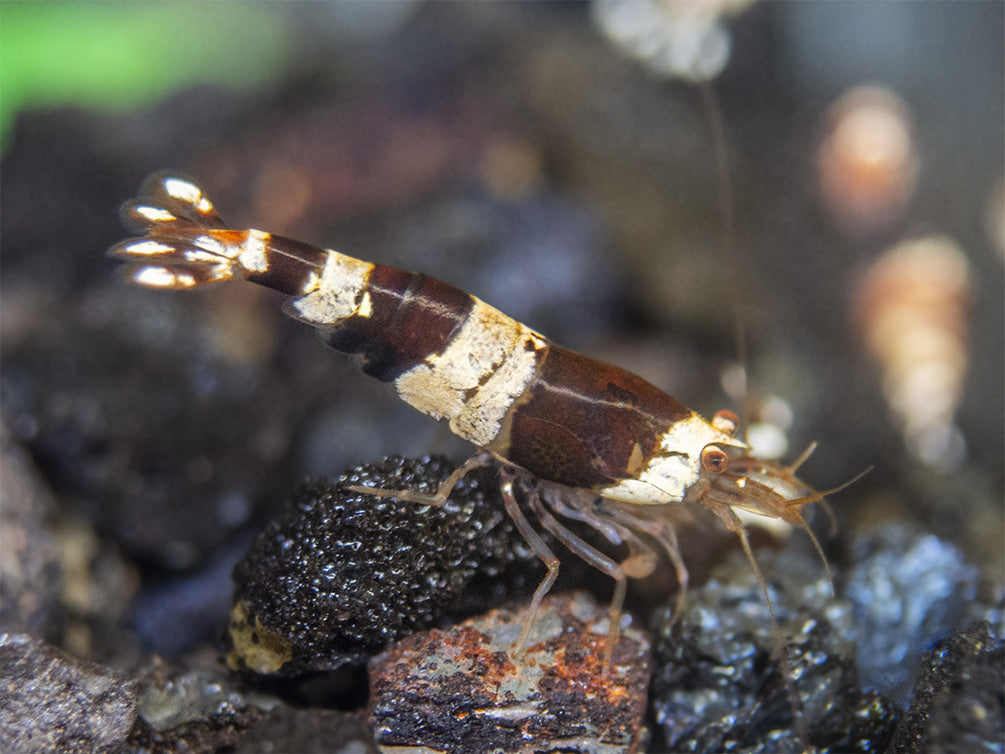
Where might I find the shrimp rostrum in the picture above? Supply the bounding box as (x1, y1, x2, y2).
(111, 173, 845, 665)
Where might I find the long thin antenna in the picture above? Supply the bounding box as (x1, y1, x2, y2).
(698, 83, 810, 747)
(735, 523, 811, 746)
(697, 82, 751, 438)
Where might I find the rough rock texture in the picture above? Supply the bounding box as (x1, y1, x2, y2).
(369, 591, 652, 753)
(125, 661, 269, 753)
(888, 621, 1004, 753)
(229, 455, 534, 674)
(0, 633, 137, 754)
(232, 706, 379, 753)
(846, 524, 982, 704)
(649, 546, 898, 753)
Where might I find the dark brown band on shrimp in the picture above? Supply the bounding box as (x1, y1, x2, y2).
(319, 267, 475, 382)
(496, 345, 694, 489)
(110, 173, 748, 507)
(246, 234, 328, 295)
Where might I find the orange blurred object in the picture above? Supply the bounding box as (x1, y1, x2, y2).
(818, 86, 918, 235)
(853, 236, 972, 469)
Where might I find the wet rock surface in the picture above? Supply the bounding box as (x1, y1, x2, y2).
(650, 546, 897, 753)
(125, 661, 271, 753)
(229, 455, 536, 675)
(888, 620, 1004, 753)
(649, 527, 1003, 753)
(846, 524, 985, 704)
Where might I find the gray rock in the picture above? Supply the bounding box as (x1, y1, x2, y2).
(0, 633, 137, 754)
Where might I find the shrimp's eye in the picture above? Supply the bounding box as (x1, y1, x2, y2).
(701, 445, 730, 474)
(712, 410, 739, 436)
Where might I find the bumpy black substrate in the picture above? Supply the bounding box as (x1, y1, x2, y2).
(228, 456, 530, 675)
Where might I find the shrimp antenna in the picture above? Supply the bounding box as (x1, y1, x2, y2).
(732, 513, 811, 747)
(786, 465, 873, 587)
(697, 81, 751, 438)
(698, 82, 813, 746)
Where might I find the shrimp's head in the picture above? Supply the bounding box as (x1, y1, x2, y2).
(690, 420, 870, 605)
(696, 444, 822, 525)
(688, 410, 837, 527)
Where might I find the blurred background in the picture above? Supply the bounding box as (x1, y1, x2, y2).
(1, 0, 1001, 705)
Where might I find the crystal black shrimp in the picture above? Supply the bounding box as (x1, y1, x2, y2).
(111, 172, 856, 668)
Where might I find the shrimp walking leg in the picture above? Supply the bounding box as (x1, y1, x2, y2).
(498, 468, 560, 655)
(527, 488, 659, 667)
(346, 451, 494, 507)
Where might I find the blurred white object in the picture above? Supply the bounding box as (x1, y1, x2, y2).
(853, 236, 972, 470)
(592, 0, 754, 81)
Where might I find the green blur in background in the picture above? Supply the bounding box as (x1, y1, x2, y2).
(0, 3, 293, 153)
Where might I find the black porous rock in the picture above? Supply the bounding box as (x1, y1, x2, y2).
(649, 547, 898, 753)
(888, 620, 1004, 753)
(228, 455, 531, 675)
(0, 633, 138, 754)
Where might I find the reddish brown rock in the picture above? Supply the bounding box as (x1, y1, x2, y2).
(369, 591, 652, 753)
